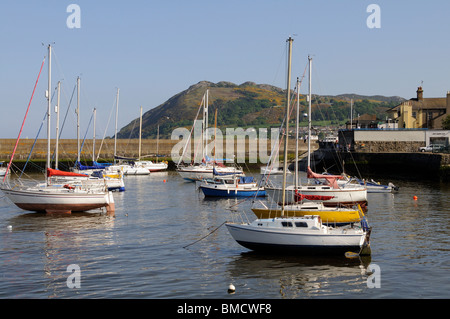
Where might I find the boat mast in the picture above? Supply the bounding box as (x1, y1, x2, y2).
(114, 88, 119, 164)
(139, 106, 142, 161)
(92, 108, 96, 163)
(76, 76, 81, 165)
(46, 44, 52, 181)
(350, 98, 353, 129)
(281, 37, 293, 216)
(295, 77, 300, 190)
(203, 89, 209, 160)
(55, 80, 61, 170)
(307, 56, 312, 170)
(156, 124, 159, 163)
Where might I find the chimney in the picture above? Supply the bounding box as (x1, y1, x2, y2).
(417, 86, 423, 100)
(447, 91, 450, 114)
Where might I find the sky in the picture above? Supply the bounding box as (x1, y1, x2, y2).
(0, 0, 449, 139)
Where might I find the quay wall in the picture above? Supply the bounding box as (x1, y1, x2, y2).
(334, 151, 450, 181)
(0, 137, 313, 164)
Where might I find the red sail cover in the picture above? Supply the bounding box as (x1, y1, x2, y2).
(295, 191, 335, 202)
(47, 168, 89, 177)
(307, 166, 343, 189)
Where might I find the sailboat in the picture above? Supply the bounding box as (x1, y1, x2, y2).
(139, 125, 168, 172)
(176, 89, 244, 181)
(54, 82, 125, 192)
(264, 56, 367, 209)
(198, 173, 266, 198)
(0, 44, 114, 214)
(337, 174, 399, 193)
(113, 104, 150, 175)
(0, 162, 9, 177)
(121, 106, 168, 173)
(226, 38, 371, 255)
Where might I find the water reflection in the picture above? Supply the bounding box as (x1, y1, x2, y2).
(226, 252, 372, 298)
(1, 171, 449, 298)
(3, 212, 115, 298)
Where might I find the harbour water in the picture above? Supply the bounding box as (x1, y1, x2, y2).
(0, 171, 449, 299)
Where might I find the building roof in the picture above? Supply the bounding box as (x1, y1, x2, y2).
(387, 87, 447, 113)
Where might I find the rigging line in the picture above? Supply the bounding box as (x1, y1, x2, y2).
(59, 83, 77, 140)
(120, 117, 138, 157)
(96, 93, 117, 161)
(20, 113, 47, 179)
(3, 56, 45, 183)
(270, 40, 288, 88)
(78, 111, 94, 162)
(182, 221, 227, 249)
(178, 94, 205, 165)
(51, 48, 68, 88)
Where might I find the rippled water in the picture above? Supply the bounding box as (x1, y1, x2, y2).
(0, 171, 449, 299)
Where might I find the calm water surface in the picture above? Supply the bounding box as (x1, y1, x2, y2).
(0, 171, 449, 299)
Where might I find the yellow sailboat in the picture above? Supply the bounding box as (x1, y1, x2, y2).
(251, 202, 365, 225)
(255, 56, 366, 226)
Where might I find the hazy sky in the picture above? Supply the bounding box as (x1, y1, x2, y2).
(0, 0, 449, 139)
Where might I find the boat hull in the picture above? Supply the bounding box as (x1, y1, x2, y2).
(225, 222, 365, 255)
(200, 186, 265, 197)
(1, 187, 112, 213)
(123, 167, 150, 175)
(140, 161, 168, 172)
(177, 166, 244, 182)
(266, 185, 367, 208)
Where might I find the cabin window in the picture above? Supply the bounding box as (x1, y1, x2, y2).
(295, 222, 308, 228)
(281, 221, 293, 227)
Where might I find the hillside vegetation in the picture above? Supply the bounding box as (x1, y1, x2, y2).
(117, 81, 405, 139)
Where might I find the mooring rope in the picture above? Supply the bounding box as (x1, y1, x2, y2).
(183, 221, 227, 249)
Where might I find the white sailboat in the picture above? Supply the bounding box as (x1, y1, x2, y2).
(139, 125, 168, 172)
(113, 103, 150, 175)
(0, 44, 114, 214)
(264, 56, 367, 208)
(337, 175, 399, 193)
(226, 38, 371, 255)
(123, 106, 169, 173)
(0, 162, 8, 177)
(57, 82, 125, 192)
(176, 89, 244, 181)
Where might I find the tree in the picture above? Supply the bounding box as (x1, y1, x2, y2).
(442, 115, 450, 130)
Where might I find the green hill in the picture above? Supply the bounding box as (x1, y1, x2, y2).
(116, 81, 405, 139)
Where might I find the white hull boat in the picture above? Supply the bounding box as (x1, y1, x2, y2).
(260, 166, 289, 175)
(1, 184, 114, 214)
(114, 163, 150, 175)
(177, 164, 244, 182)
(225, 39, 371, 257)
(226, 215, 370, 255)
(1, 45, 115, 215)
(140, 160, 168, 172)
(355, 179, 398, 193)
(55, 168, 125, 192)
(0, 162, 8, 177)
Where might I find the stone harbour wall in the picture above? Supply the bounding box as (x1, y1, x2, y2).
(354, 141, 424, 153)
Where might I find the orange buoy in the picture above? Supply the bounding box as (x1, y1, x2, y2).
(413, 196, 418, 200)
(163, 179, 166, 183)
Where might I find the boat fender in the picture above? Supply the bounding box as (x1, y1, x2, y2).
(63, 184, 75, 190)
